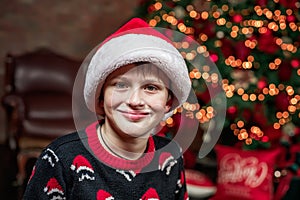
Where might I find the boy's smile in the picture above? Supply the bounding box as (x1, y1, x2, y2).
(101, 63, 172, 139)
(118, 110, 150, 121)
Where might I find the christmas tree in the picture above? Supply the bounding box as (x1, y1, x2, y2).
(134, 0, 300, 151)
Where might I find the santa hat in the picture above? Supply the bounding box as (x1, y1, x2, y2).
(44, 177, 64, 196)
(70, 155, 94, 173)
(84, 18, 191, 116)
(140, 188, 160, 199)
(97, 190, 114, 200)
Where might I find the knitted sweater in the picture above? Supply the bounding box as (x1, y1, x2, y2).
(23, 121, 189, 199)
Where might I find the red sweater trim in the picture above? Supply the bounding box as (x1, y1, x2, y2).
(85, 121, 155, 172)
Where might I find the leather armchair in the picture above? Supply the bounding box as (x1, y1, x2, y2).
(1, 48, 82, 185)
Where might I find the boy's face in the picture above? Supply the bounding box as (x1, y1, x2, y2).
(101, 63, 171, 138)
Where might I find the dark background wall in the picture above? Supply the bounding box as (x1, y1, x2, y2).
(0, 0, 140, 142)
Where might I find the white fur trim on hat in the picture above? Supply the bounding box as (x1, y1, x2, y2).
(84, 33, 191, 116)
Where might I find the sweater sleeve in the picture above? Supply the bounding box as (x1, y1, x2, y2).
(175, 156, 189, 200)
(23, 148, 68, 200)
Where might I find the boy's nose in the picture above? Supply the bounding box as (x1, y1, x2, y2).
(126, 89, 144, 107)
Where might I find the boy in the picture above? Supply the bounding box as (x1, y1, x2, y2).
(24, 18, 191, 199)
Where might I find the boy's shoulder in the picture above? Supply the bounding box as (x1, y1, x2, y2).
(152, 134, 172, 148)
(152, 135, 182, 157)
(44, 131, 83, 152)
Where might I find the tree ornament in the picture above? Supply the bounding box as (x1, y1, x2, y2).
(220, 38, 234, 59)
(279, 0, 298, 9)
(242, 108, 252, 122)
(278, 61, 293, 82)
(291, 59, 300, 68)
(281, 36, 293, 44)
(275, 92, 290, 111)
(257, 29, 280, 54)
(227, 105, 238, 119)
(235, 41, 251, 61)
(263, 125, 283, 144)
(286, 15, 296, 22)
(232, 14, 243, 23)
(282, 122, 296, 137)
(255, 0, 268, 7)
(198, 21, 216, 38)
(216, 31, 224, 39)
(257, 77, 268, 90)
(174, 6, 186, 19)
(253, 104, 268, 127)
(231, 69, 257, 90)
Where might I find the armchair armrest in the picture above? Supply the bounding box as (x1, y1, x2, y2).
(2, 93, 25, 118)
(1, 94, 25, 148)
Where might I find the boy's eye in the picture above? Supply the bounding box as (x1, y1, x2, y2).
(115, 82, 128, 89)
(144, 85, 159, 92)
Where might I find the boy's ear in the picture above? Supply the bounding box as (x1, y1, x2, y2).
(164, 95, 173, 113)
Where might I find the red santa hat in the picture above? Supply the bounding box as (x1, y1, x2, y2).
(84, 18, 191, 116)
(44, 177, 64, 196)
(70, 155, 94, 173)
(97, 190, 114, 200)
(141, 188, 160, 200)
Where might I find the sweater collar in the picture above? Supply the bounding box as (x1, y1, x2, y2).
(85, 121, 155, 172)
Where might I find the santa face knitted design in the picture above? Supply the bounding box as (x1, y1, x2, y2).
(23, 121, 189, 200)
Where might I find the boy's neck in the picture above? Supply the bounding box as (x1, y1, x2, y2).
(99, 122, 149, 160)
